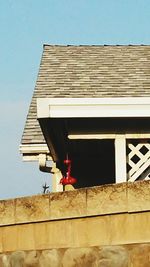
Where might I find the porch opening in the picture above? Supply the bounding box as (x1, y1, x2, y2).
(69, 139, 115, 188)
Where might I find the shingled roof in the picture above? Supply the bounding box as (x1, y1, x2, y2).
(21, 45, 150, 146)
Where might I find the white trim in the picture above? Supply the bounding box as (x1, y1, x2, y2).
(20, 144, 52, 161)
(22, 155, 40, 161)
(115, 135, 127, 183)
(20, 144, 50, 154)
(52, 163, 63, 192)
(37, 97, 150, 118)
(68, 133, 150, 140)
(22, 154, 52, 162)
(39, 153, 53, 172)
(37, 98, 50, 118)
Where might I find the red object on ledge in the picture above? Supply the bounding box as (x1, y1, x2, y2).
(60, 159, 77, 185)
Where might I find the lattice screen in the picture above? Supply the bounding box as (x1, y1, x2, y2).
(127, 139, 150, 181)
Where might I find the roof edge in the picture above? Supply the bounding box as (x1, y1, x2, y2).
(20, 144, 51, 161)
(43, 44, 150, 48)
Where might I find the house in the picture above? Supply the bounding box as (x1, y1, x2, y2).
(20, 45, 150, 191)
(0, 44, 149, 265)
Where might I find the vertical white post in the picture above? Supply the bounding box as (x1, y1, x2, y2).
(52, 163, 63, 192)
(115, 135, 127, 183)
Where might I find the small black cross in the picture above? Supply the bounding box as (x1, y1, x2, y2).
(43, 182, 49, 194)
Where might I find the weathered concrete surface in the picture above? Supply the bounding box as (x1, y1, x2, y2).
(0, 199, 15, 225)
(0, 244, 149, 266)
(0, 181, 150, 226)
(87, 182, 127, 216)
(128, 180, 150, 212)
(15, 195, 50, 223)
(50, 189, 87, 219)
(0, 212, 150, 252)
(0, 181, 150, 253)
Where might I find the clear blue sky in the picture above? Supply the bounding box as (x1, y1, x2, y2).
(0, 0, 150, 199)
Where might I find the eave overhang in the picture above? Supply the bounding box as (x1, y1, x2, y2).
(37, 97, 150, 163)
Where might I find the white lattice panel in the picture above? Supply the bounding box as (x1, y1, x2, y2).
(127, 140, 150, 181)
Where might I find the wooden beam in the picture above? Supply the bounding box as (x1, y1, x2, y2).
(68, 133, 150, 140)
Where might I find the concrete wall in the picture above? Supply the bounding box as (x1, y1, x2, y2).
(0, 181, 150, 266)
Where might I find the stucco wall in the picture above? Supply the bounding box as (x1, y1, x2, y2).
(0, 181, 150, 266)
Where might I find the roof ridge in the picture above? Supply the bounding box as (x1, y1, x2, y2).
(43, 44, 150, 48)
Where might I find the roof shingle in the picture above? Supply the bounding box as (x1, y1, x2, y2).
(21, 45, 150, 145)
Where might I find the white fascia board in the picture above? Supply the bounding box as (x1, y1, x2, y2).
(20, 144, 51, 157)
(20, 144, 52, 162)
(37, 97, 150, 118)
(37, 98, 50, 118)
(22, 154, 52, 162)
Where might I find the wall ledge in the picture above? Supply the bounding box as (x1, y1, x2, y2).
(0, 180, 150, 226)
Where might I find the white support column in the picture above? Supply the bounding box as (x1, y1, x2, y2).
(115, 135, 127, 183)
(51, 163, 63, 192)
